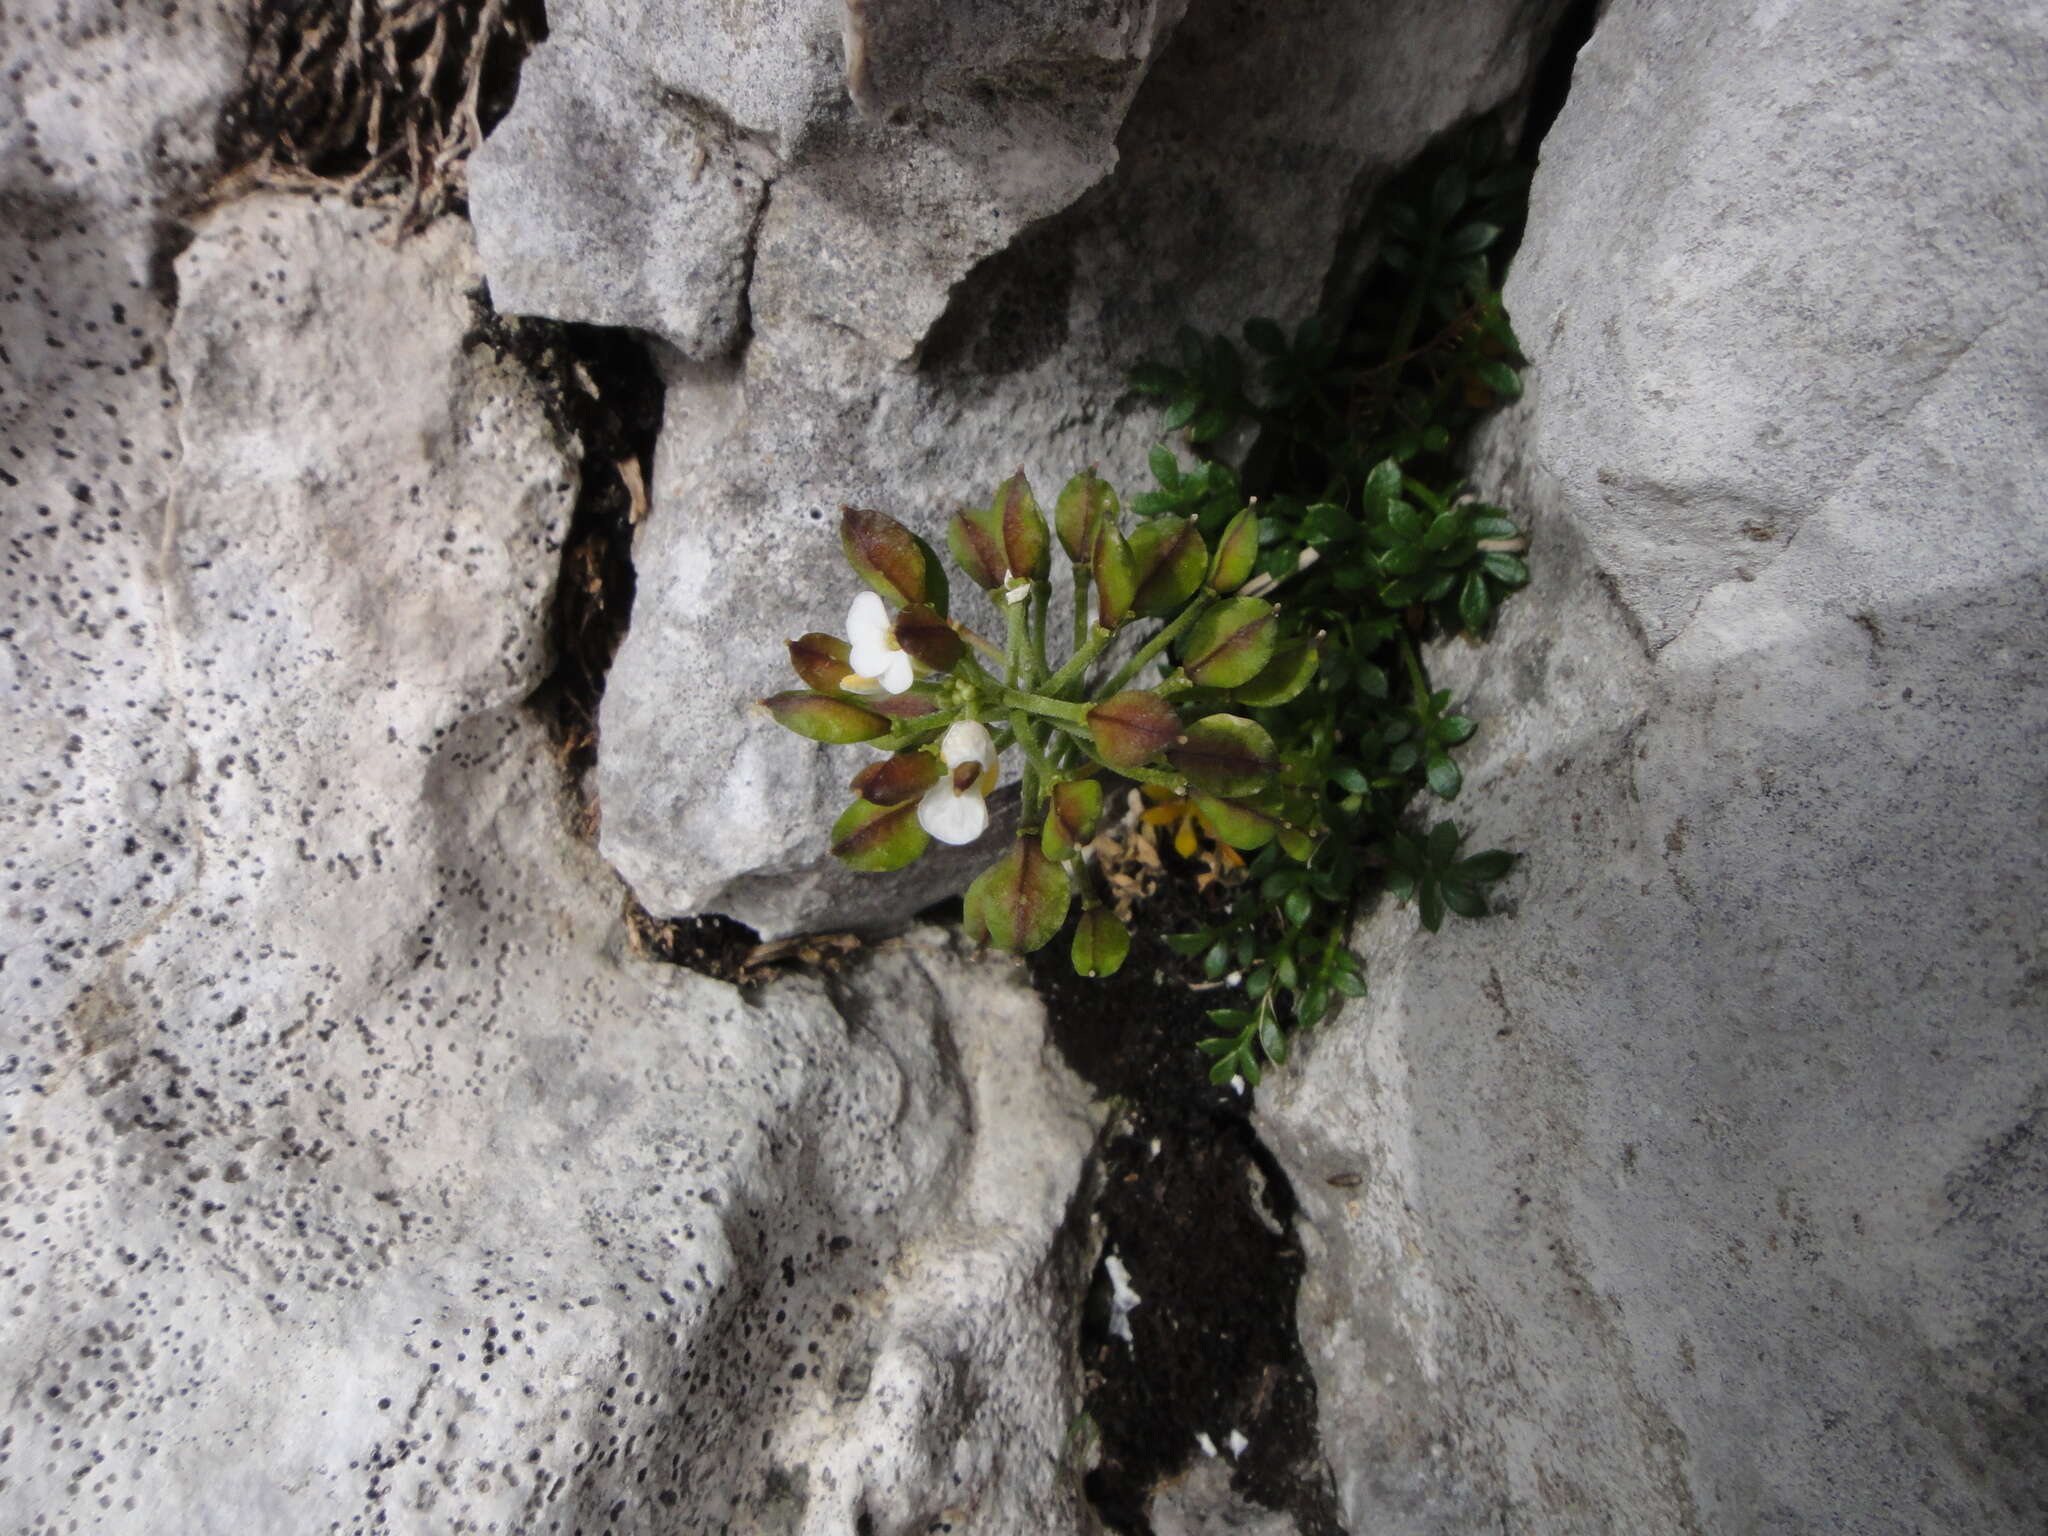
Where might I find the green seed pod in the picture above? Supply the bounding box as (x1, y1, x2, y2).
(1207, 505, 1259, 594)
(1086, 690, 1182, 771)
(788, 633, 856, 694)
(1170, 713, 1280, 796)
(1055, 469, 1118, 566)
(842, 507, 943, 610)
(891, 604, 964, 672)
(1191, 793, 1284, 851)
(1093, 523, 1138, 628)
(1180, 596, 1277, 689)
(1070, 907, 1131, 978)
(830, 797, 931, 871)
(1128, 517, 1208, 616)
(762, 690, 892, 744)
(1041, 778, 1104, 861)
(975, 837, 1071, 954)
(991, 470, 1051, 582)
(949, 503, 1006, 590)
(850, 751, 943, 807)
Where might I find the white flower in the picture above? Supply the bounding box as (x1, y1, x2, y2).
(917, 720, 998, 845)
(846, 590, 914, 694)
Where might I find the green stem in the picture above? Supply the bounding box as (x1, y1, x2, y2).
(1009, 708, 1061, 811)
(1000, 687, 1091, 725)
(1071, 567, 1092, 652)
(1040, 626, 1112, 699)
(1004, 593, 1029, 690)
(872, 711, 957, 752)
(1028, 580, 1050, 687)
(1099, 591, 1218, 696)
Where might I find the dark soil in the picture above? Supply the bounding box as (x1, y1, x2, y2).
(1030, 867, 1344, 1536)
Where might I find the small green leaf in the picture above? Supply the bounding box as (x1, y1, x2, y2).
(1446, 221, 1501, 257)
(1435, 716, 1477, 746)
(1482, 552, 1531, 587)
(1129, 363, 1180, 396)
(1456, 849, 1516, 882)
(1189, 405, 1232, 443)
(1458, 570, 1491, 634)
(1163, 395, 1200, 431)
(1427, 820, 1463, 866)
(1419, 882, 1445, 932)
(1476, 360, 1523, 400)
(1283, 887, 1313, 927)
(1426, 751, 1463, 801)
(1243, 317, 1286, 355)
(1440, 882, 1489, 919)
(1149, 444, 1181, 488)
(1259, 1015, 1288, 1067)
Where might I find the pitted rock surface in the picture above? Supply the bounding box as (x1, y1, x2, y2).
(1259, 3, 2048, 1532)
(1, 189, 1099, 1534)
(526, 0, 1573, 936)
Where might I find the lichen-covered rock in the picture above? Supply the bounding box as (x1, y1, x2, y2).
(1, 189, 1100, 1534)
(550, 0, 1571, 936)
(1260, 3, 2048, 1531)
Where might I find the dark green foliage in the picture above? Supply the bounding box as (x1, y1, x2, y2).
(1133, 114, 1535, 1074)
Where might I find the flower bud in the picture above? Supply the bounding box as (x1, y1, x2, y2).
(1180, 596, 1277, 689)
(1169, 713, 1279, 796)
(1207, 505, 1259, 594)
(1041, 778, 1104, 861)
(1055, 469, 1119, 565)
(1128, 517, 1208, 616)
(1086, 690, 1181, 771)
(762, 690, 891, 743)
(841, 507, 946, 612)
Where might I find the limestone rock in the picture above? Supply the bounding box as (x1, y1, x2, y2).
(1, 190, 1100, 1534)
(569, 0, 1572, 935)
(1260, 3, 2048, 1531)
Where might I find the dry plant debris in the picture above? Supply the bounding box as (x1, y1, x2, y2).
(218, 0, 544, 229)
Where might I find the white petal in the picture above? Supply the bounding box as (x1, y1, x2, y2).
(847, 590, 889, 644)
(918, 785, 988, 845)
(939, 719, 996, 772)
(877, 648, 915, 694)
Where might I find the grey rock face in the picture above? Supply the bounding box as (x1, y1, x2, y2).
(1261, 3, 2048, 1531)
(499, 0, 1571, 936)
(2, 184, 1100, 1534)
